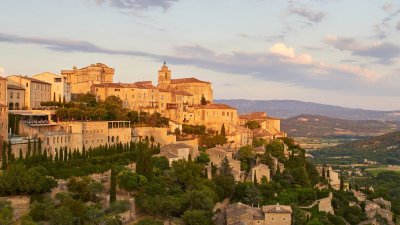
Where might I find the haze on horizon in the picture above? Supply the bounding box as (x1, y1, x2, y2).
(0, 0, 399, 111)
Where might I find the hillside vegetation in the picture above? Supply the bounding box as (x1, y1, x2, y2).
(282, 115, 400, 138)
(312, 131, 400, 165)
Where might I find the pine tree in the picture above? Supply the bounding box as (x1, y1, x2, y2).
(1, 141, 7, 169)
(82, 145, 86, 161)
(68, 149, 72, 161)
(43, 149, 48, 161)
(110, 166, 117, 203)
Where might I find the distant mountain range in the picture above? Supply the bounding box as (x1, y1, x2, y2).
(281, 115, 400, 137)
(215, 99, 400, 121)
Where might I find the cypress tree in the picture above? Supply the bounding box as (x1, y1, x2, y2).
(1, 141, 7, 169)
(254, 170, 257, 184)
(18, 148, 23, 160)
(55, 149, 59, 162)
(68, 149, 72, 161)
(27, 138, 31, 158)
(43, 149, 48, 161)
(59, 148, 63, 162)
(201, 94, 206, 105)
(7, 141, 12, 163)
(110, 166, 117, 203)
(33, 139, 37, 156)
(63, 147, 68, 162)
(340, 172, 344, 191)
(82, 145, 86, 160)
(220, 123, 226, 137)
(37, 138, 42, 157)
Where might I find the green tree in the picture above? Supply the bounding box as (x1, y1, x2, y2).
(200, 95, 206, 105)
(219, 156, 233, 177)
(0, 199, 13, 224)
(182, 210, 213, 225)
(1, 141, 6, 169)
(220, 123, 226, 137)
(135, 218, 163, 225)
(49, 206, 74, 225)
(195, 152, 210, 165)
(110, 166, 117, 204)
(245, 120, 261, 130)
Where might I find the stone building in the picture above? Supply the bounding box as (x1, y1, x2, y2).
(157, 143, 198, 165)
(226, 202, 292, 225)
(157, 62, 213, 105)
(0, 76, 8, 143)
(206, 146, 244, 181)
(61, 63, 114, 95)
(239, 112, 286, 138)
(92, 81, 159, 112)
(316, 165, 340, 190)
(250, 163, 271, 183)
(7, 84, 25, 109)
(7, 75, 51, 109)
(33, 72, 71, 102)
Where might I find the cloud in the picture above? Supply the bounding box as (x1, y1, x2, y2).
(324, 35, 400, 64)
(289, 7, 325, 23)
(382, 2, 395, 12)
(397, 21, 400, 30)
(270, 43, 313, 65)
(0, 32, 386, 93)
(93, 0, 179, 10)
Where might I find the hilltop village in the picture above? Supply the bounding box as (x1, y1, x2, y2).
(0, 63, 396, 225)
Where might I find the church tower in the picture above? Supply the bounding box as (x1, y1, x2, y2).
(157, 62, 172, 90)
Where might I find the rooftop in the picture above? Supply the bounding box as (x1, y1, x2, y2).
(7, 84, 25, 90)
(194, 104, 236, 110)
(171, 77, 211, 84)
(7, 75, 51, 85)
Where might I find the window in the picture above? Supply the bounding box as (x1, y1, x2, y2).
(10, 92, 13, 99)
(17, 93, 20, 99)
(115, 89, 120, 91)
(54, 78, 62, 82)
(26, 83, 28, 87)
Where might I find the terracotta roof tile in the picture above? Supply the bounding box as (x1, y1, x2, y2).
(171, 77, 210, 84)
(7, 84, 25, 90)
(194, 104, 236, 110)
(8, 75, 51, 85)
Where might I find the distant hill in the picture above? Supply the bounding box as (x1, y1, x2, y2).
(312, 131, 400, 165)
(215, 99, 400, 121)
(282, 114, 400, 137)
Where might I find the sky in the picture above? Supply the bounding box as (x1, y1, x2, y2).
(0, 0, 400, 110)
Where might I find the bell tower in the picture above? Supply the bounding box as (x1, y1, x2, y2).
(157, 61, 171, 90)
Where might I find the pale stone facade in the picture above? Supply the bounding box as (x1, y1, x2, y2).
(61, 63, 114, 95)
(251, 163, 271, 183)
(239, 112, 286, 139)
(132, 127, 176, 145)
(206, 146, 243, 181)
(92, 81, 159, 111)
(185, 104, 238, 132)
(226, 125, 253, 148)
(7, 84, 25, 110)
(157, 63, 213, 105)
(7, 75, 51, 109)
(0, 76, 8, 143)
(157, 143, 198, 165)
(316, 165, 340, 190)
(318, 192, 334, 214)
(226, 202, 292, 225)
(55, 121, 131, 153)
(33, 72, 71, 102)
